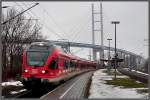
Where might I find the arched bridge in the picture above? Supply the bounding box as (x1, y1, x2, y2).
(9, 39, 146, 71)
(20, 39, 144, 57)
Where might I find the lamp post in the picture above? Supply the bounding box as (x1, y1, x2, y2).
(107, 38, 112, 71)
(111, 21, 120, 79)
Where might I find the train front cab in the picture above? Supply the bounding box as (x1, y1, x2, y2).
(21, 52, 78, 86)
(21, 43, 62, 86)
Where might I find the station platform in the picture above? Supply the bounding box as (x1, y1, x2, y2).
(40, 71, 93, 99)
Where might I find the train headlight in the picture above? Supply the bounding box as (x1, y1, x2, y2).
(25, 69, 28, 73)
(42, 70, 46, 74)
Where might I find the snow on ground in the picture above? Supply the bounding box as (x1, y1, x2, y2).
(10, 89, 27, 95)
(88, 69, 148, 99)
(1, 80, 23, 86)
(124, 68, 148, 75)
(131, 69, 148, 75)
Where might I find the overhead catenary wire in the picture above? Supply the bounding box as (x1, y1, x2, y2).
(23, 2, 67, 39)
(2, 3, 39, 25)
(14, 2, 64, 39)
(13, 2, 92, 43)
(22, 2, 64, 39)
(22, 2, 92, 43)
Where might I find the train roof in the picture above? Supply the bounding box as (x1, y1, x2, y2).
(29, 42, 97, 64)
(30, 42, 55, 47)
(29, 42, 73, 55)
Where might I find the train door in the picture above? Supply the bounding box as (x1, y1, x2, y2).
(77, 61, 81, 70)
(64, 58, 71, 73)
(70, 61, 74, 72)
(64, 59, 68, 73)
(58, 57, 64, 74)
(48, 57, 58, 76)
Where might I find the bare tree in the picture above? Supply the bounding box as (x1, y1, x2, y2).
(2, 8, 43, 81)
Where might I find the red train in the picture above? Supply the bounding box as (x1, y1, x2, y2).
(21, 42, 96, 87)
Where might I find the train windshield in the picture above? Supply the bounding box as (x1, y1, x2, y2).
(26, 51, 49, 66)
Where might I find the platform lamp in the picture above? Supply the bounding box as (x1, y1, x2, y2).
(111, 21, 120, 79)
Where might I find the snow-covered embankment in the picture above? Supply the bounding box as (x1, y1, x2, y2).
(88, 69, 148, 99)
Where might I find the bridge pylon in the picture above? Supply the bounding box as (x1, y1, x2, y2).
(91, 2, 104, 64)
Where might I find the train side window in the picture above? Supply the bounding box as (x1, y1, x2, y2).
(64, 60, 68, 69)
(48, 60, 58, 69)
(68, 60, 70, 68)
(70, 61, 74, 68)
(68, 60, 71, 68)
(64, 60, 71, 69)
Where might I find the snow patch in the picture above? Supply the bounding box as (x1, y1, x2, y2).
(125, 68, 148, 75)
(88, 69, 148, 99)
(10, 89, 27, 95)
(1, 81, 23, 86)
(10, 91, 18, 95)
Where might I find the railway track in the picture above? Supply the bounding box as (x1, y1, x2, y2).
(118, 68, 148, 83)
(4, 83, 59, 98)
(15, 85, 59, 98)
(4, 70, 93, 99)
(13, 89, 32, 98)
(3, 89, 32, 98)
(9, 69, 147, 99)
(40, 71, 94, 99)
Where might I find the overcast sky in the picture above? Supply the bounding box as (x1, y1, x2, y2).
(2, 1, 148, 59)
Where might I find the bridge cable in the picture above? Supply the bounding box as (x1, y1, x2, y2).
(68, 9, 91, 41)
(15, 2, 64, 39)
(22, 2, 64, 38)
(71, 10, 91, 42)
(37, 4, 68, 38)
